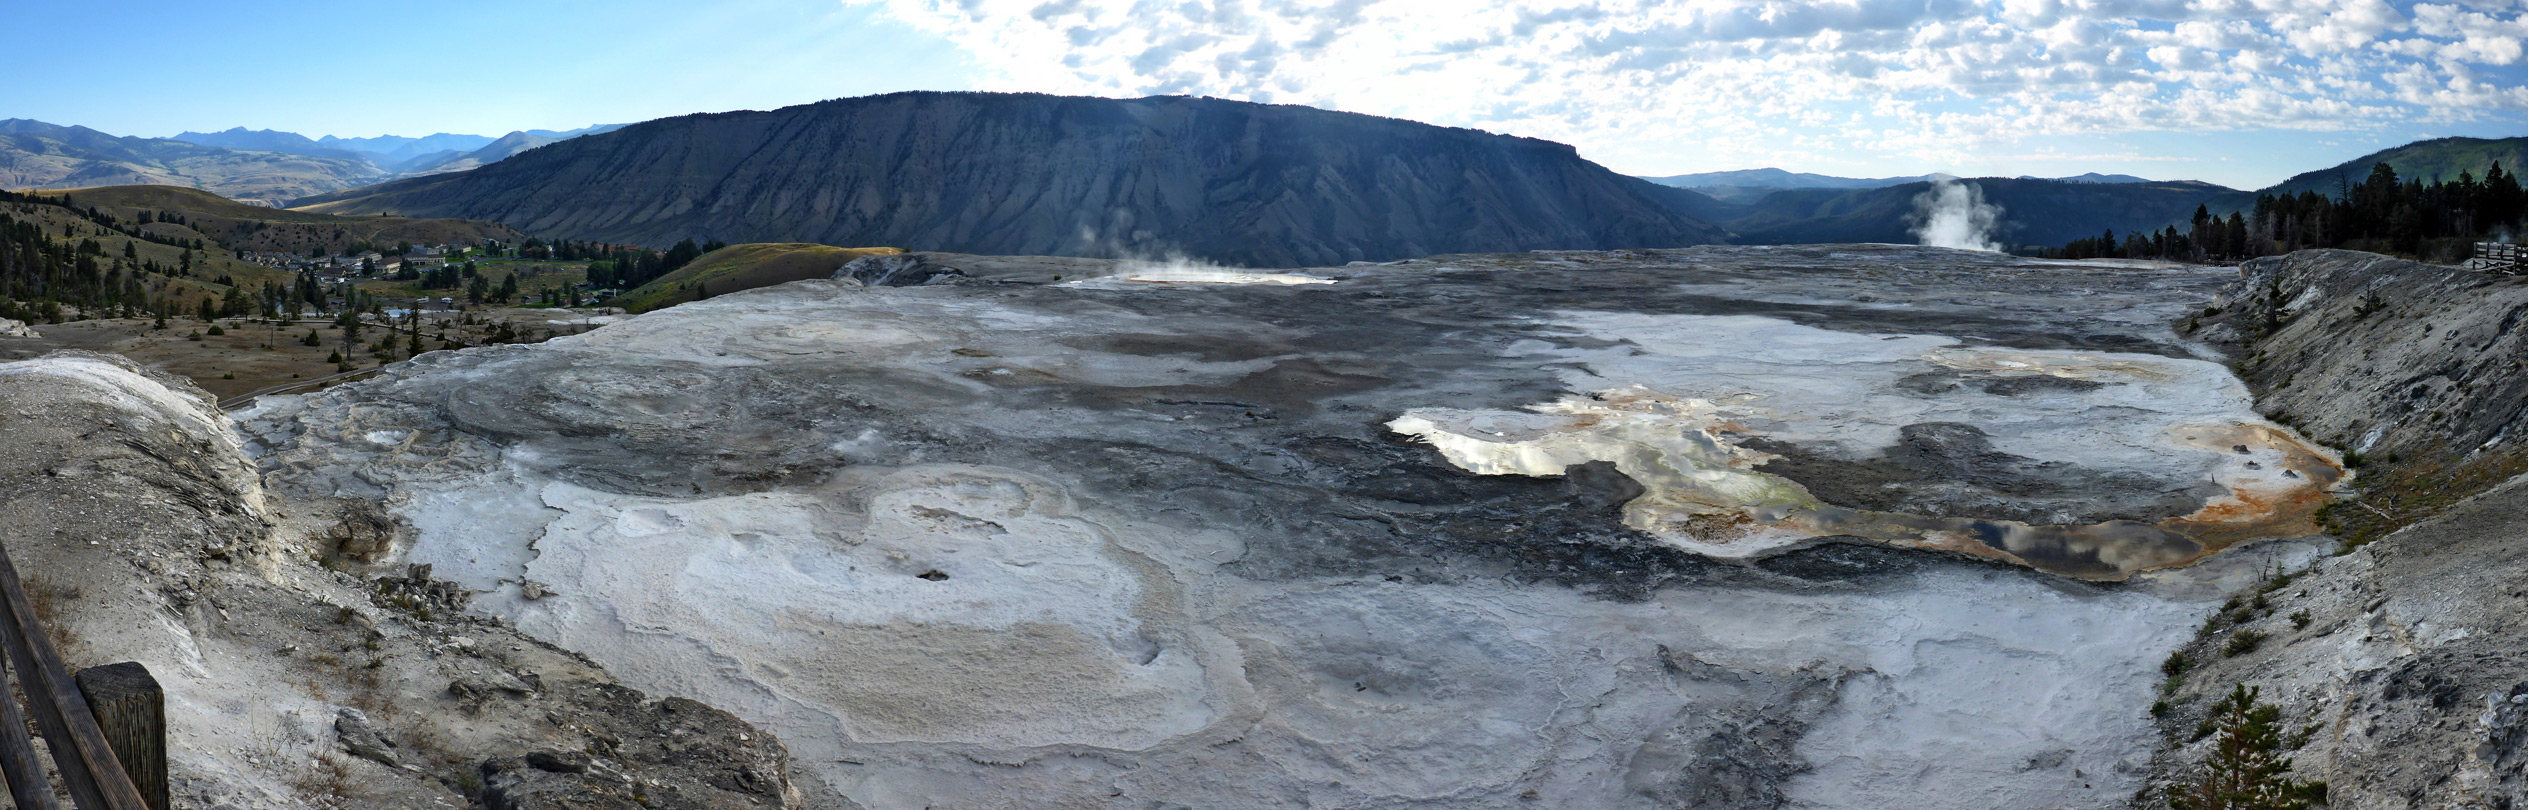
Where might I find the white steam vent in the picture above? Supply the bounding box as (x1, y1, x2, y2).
(1910, 178, 2004, 252)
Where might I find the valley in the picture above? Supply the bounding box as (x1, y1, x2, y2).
(3, 57, 2525, 810)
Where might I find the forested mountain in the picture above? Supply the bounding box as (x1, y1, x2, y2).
(2058, 160, 2527, 264)
(2261, 136, 2528, 198)
(1641, 168, 1956, 203)
(0, 120, 387, 205)
(294, 92, 1726, 267)
(1705, 178, 2250, 249)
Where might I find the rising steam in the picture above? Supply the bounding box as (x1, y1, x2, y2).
(1909, 178, 2004, 252)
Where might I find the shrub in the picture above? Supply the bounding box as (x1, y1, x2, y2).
(206, 325, 225, 335)
(2224, 630, 2268, 657)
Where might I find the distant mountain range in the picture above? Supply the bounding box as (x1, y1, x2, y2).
(317, 132, 498, 162)
(1641, 169, 1957, 203)
(2041, 172, 2155, 184)
(1706, 179, 2250, 248)
(171, 124, 624, 175)
(296, 92, 1726, 267)
(0, 119, 382, 205)
(1643, 168, 1955, 191)
(1646, 168, 2163, 203)
(0, 119, 626, 204)
(1650, 138, 2524, 248)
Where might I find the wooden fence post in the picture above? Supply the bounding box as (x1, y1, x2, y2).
(74, 664, 164, 810)
(0, 655, 61, 810)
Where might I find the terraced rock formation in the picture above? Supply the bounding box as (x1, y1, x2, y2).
(0, 353, 797, 809)
(229, 245, 2333, 808)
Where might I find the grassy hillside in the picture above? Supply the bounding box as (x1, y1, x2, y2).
(44, 185, 523, 256)
(612, 243, 901, 313)
(2262, 136, 2528, 197)
(3, 196, 302, 318)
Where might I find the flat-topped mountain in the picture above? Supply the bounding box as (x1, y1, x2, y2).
(295, 92, 1726, 266)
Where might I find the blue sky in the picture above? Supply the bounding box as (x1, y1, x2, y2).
(8, 0, 2524, 189)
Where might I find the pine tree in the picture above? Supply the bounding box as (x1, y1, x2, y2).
(2170, 684, 2326, 810)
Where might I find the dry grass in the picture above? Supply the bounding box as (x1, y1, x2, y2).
(288, 755, 358, 810)
(2315, 444, 2528, 551)
(612, 243, 902, 313)
(21, 574, 85, 666)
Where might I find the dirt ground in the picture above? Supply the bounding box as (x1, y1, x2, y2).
(0, 309, 614, 403)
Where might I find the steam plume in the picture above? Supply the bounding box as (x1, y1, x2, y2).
(1909, 178, 2004, 252)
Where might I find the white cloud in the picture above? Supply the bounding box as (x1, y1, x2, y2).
(841, 0, 2528, 179)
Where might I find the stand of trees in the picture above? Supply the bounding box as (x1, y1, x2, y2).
(1, 194, 177, 324)
(579, 238, 722, 290)
(2051, 162, 2528, 263)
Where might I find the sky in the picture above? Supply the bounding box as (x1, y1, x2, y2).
(6, 0, 2525, 189)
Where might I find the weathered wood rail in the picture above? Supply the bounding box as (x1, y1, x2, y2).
(0, 545, 163, 810)
(2470, 242, 2523, 274)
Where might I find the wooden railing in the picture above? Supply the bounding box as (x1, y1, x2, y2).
(0, 546, 163, 810)
(2470, 242, 2523, 275)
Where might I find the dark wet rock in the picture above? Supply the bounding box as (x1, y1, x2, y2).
(1979, 375, 2108, 396)
(1745, 424, 2207, 525)
(1625, 649, 1851, 808)
(481, 689, 796, 810)
(1896, 370, 2111, 397)
(1751, 541, 1933, 585)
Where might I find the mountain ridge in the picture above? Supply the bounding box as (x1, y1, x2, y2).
(2260, 135, 2528, 197)
(1, 119, 384, 204)
(295, 92, 1726, 267)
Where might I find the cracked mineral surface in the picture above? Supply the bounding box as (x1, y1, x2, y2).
(235, 245, 2335, 808)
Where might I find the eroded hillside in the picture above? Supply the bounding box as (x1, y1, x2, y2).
(2140, 250, 2528, 807)
(294, 92, 1725, 266)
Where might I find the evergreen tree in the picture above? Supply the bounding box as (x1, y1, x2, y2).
(2170, 685, 2326, 810)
